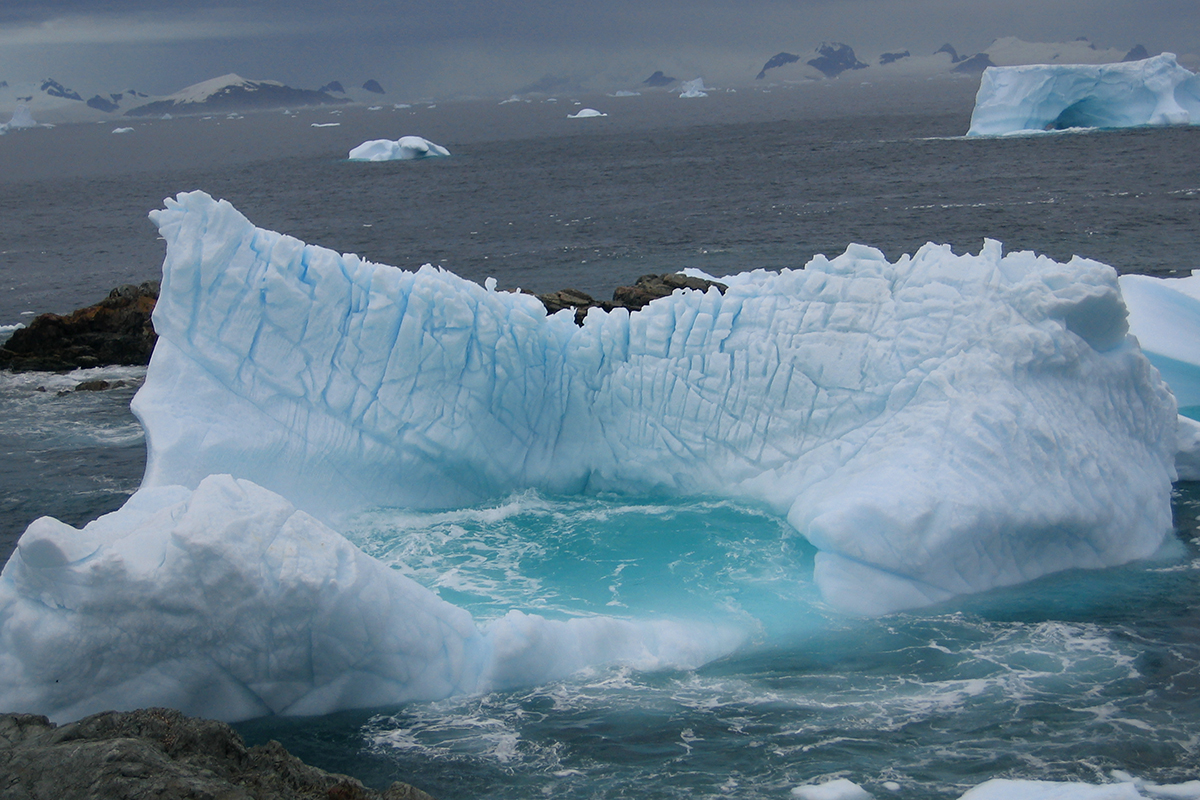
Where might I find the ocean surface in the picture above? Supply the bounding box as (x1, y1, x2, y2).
(2, 80, 1199, 798)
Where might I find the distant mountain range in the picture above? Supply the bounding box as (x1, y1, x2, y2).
(753, 37, 1154, 82)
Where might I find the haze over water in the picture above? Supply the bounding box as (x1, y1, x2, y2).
(1, 80, 1199, 798)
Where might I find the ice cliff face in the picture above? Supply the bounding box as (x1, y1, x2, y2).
(968, 53, 1200, 135)
(137, 191, 1176, 613)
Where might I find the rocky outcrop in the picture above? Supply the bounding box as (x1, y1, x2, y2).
(0, 281, 158, 372)
(1124, 44, 1150, 62)
(0, 708, 434, 800)
(642, 71, 677, 87)
(952, 53, 996, 74)
(362, 80, 386, 94)
(879, 50, 910, 65)
(756, 52, 801, 79)
(807, 43, 869, 78)
(535, 273, 727, 325)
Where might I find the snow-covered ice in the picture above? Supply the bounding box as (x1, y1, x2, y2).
(348, 135, 450, 161)
(968, 54, 1200, 135)
(111, 127, 134, 134)
(1120, 272, 1200, 415)
(792, 778, 874, 799)
(567, 108, 607, 118)
(680, 78, 709, 98)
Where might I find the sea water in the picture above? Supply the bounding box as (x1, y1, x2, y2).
(1, 85, 1199, 798)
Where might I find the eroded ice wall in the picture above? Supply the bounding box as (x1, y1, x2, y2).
(135, 191, 1178, 614)
(968, 53, 1200, 135)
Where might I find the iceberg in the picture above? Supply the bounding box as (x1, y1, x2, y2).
(567, 108, 607, 118)
(967, 53, 1200, 135)
(679, 78, 709, 98)
(347, 136, 450, 161)
(130, 192, 1176, 615)
(0, 104, 37, 134)
(0, 190, 1182, 720)
(0, 474, 740, 722)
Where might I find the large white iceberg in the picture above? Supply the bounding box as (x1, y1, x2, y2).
(967, 53, 1200, 135)
(129, 191, 1177, 615)
(0, 189, 1181, 720)
(0, 474, 740, 722)
(348, 135, 449, 161)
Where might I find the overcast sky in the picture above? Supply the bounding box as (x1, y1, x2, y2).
(0, 0, 1196, 98)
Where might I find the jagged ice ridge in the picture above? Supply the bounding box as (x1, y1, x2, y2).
(0, 190, 1183, 721)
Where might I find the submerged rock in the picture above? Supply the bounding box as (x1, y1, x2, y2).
(0, 708, 434, 800)
(0, 281, 158, 371)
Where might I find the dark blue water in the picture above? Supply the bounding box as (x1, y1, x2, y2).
(2, 87, 1199, 798)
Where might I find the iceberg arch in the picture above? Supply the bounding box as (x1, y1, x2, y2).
(967, 53, 1200, 136)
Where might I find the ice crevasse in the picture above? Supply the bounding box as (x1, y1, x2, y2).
(0, 190, 1181, 721)
(967, 53, 1200, 135)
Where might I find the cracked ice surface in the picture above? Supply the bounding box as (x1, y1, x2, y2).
(137, 191, 1176, 613)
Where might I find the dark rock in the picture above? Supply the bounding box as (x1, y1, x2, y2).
(362, 79, 386, 94)
(40, 79, 83, 101)
(879, 50, 910, 66)
(1123, 44, 1150, 62)
(756, 52, 801, 80)
(0, 281, 159, 372)
(87, 94, 120, 112)
(126, 81, 350, 117)
(74, 379, 128, 392)
(535, 273, 727, 326)
(807, 43, 869, 78)
(935, 43, 965, 63)
(320, 81, 347, 93)
(0, 81, 8, 89)
(952, 53, 996, 74)
(0, 708, 435, 800)
(642, 71, 677, 87)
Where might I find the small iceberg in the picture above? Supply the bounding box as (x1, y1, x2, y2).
(111, 127, 134, 134)
(0, 104, 38, 134)
(679, 78, 709, 98)
(567, 108, 607, 118)
(347, 135, 450, 161)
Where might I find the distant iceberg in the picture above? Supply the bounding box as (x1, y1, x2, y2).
(0, 104, 38, 134)
(567, 107, 606, 118)
(968, 53, 1200, 135)
(679, 78, 709, 98)
(348, 135, 450, 161)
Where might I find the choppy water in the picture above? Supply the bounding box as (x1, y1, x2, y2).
(2, 86, 1199, 798)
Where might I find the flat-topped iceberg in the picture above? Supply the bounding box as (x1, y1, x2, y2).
(968, 53, 1200, 135)
(132, 192, 1176, 615)
(348, 135, 449, 161)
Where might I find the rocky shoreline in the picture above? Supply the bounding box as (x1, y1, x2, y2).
(0, 708, 434, 800)
(0, 273, 726, 372)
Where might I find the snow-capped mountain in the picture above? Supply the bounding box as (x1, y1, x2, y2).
(124, 74, 349, 117)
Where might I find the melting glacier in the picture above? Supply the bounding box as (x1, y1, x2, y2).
(0, 189, 1184, 722)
